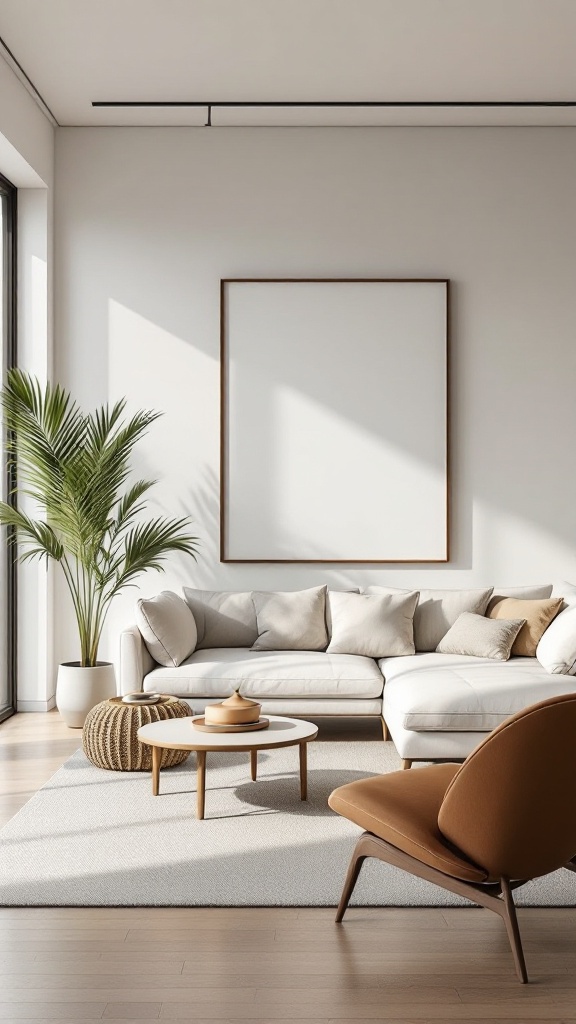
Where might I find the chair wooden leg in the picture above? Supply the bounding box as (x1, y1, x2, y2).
(335, 833, 373, 923)
(402, 758, 412, 770)
(501, 878, 528, 984)
(334, 831, 531, 982)
(380, 717, 389, 741)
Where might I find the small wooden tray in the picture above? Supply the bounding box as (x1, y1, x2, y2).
(192, 717, 270, 733)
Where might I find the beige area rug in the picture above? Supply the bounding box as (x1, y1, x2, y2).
(0, 741, 574, 907)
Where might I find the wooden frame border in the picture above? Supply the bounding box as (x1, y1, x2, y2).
(220, 277, 450, 563)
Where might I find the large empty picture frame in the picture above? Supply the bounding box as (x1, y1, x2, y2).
(221, 278, 449, 563)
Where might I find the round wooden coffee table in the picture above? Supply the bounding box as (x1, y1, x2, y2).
(137, 714, 318, 819)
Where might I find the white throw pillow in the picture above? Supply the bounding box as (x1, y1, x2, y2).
(136, 591, 197, 667)
(183, 588, 258, 649)
(327, 591, 419, 658)
(325, 587, 360, 636)
(437, 612, 525, 661)
(251, 586, 328, 652)
(365, 586, 494, 652)
(536, 604, 576, 675)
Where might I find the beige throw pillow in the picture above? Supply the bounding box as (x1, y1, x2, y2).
(327, 591, 419, 658)
(487, 596, 564, 657)
(251, 586, 328, 652)
(437, 612, 525, 661)
(365, 586, 494, 652)
(136, 591, 197, 667)
(183, 589, 258, 649)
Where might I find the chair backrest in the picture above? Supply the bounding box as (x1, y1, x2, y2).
(438, 692, 576, 881)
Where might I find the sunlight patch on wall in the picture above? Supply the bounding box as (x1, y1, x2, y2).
(107, 299, 218, 604)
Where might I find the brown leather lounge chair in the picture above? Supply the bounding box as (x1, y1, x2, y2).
(329, 693, 576, 982)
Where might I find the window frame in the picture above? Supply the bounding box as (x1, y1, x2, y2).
(0, 170, 17, 723)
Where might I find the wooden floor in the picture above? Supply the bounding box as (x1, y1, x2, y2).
(0, 712, 575, 1023)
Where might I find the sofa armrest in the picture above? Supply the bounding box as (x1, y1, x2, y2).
(119, 625, 156, 695)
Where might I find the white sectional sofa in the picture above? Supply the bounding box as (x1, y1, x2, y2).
(119, 582, 576, 766)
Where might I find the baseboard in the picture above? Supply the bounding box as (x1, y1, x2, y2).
(17, 696, 57, 713)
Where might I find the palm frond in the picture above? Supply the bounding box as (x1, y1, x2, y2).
(0, 501, 64, 562)
(111, 517, 199, 593)
(0, 371, 200, 666)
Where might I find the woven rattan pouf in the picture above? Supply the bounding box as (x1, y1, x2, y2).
(82, 696, 191, 771)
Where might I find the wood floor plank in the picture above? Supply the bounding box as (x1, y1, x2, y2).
(1, 711, 575, 1022)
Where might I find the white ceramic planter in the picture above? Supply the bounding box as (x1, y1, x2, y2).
(56, 662, 117, 728)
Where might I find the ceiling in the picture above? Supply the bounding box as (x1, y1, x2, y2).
(1, 0, 576, 127)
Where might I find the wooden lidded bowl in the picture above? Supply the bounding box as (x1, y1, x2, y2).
(204, 689, 261, 726)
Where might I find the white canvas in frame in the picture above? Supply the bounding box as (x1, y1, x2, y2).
(221, 279, 449, 562)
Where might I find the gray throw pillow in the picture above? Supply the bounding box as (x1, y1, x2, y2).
(327, 591, 419, 658)
(183, 589, 258, 649)
(136, 591, 197, 667)
(251, 586, 328, 652)
(436, 612, 525, 661)
(492, 585, 553, 600)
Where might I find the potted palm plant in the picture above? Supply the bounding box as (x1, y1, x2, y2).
(0, 370, 199, 726)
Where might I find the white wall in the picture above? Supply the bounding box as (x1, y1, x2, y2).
(0, 54, 55, 708)
(54, 126, 576, 673)
(0, 53, 53, 187)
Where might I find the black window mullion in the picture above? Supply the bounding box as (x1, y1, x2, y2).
(0, 171, 17, 723)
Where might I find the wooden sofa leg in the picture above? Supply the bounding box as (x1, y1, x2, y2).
(402, 759, 412, 770)
(380, 717, 389, 741)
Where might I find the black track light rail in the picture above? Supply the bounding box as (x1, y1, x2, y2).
(92, 100, 576, 126)
(93, 100, 576, 107)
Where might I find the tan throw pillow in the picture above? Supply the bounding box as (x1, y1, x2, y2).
(365, 586, 493, 652)
(251, 586, 328, 652)
(183, 589, 258, 649)
(487, 596, 564, 657)
(327, 591, 419, 658)
(136, 591, 197, 667)
(437, 612, 525, 661)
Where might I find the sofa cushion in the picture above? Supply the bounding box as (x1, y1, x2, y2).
(492, 585, 553, 600)
(380, 652, 576, 732)
(536, 605, 576, 675)
(182, 589, 258, 649)
(366, 586, 493, 652)
(552, 580, 576, 604)
(136, 591, 197, 667)
(251, 586, 328, 652)
(327, 591, 419, 658)
(143, 648, 384, 699)
(487, 596, 563, 657)
(436, 612, 525, 661)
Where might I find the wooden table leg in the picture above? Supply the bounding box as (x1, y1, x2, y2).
(250, 749, 257, 781)
(151, 745, 161, 796)
(196, 749, 207, 819)
(299, 741, 307, 801)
